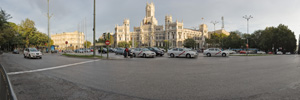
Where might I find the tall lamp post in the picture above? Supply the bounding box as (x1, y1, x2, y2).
(93, 0, 96, 57)
(243, 15, 253, 55)
(210, 21, 219, 34)
(211, 21, 218, 47)
(47, 0, 52, 53)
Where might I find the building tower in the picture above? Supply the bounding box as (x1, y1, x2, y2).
(146, 2, 155, 17)
(123, 19, 130, 42)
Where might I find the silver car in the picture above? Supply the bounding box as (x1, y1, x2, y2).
(203, 48, 229, 57)
(167, 48, 198, 58)
(24, 48, 42, 59)
(132, 48, 156, 58)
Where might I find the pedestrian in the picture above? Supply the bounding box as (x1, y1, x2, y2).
(124, 47, 129, 58)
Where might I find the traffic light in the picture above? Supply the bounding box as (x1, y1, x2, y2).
(103, 33, 106, 40)
(108, 32, 110, 39)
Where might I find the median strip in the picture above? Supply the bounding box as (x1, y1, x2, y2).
(7, 60, 99, 75)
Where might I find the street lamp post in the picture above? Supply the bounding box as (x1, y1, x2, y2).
(211, 21, 218, 47)
(47, 0, 51, 53)
(210, 21, 219, 34)
(243, 15, 253, 55)
(93, 0, 96, 57)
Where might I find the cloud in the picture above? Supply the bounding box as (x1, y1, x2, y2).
(1, 0, 299, 43)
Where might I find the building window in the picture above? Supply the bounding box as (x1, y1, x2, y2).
(178, 26, 183, 29)
(118, 30, 123, 32)
(156, 28, 160, 31)
(172, 26, 176, 29)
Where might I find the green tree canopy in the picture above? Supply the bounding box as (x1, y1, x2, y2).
(183, 38, 196, 48)
(84, 41, 91, 48)
(118, 41, 130, 48)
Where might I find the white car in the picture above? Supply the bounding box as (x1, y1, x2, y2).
(132, 48, 156, 58)
(257, 51, 266, 54)
(277, 51, 283, 55)
(203, 48, 229, 57)
(223, 49, 236, 54)
(167, 48, 198, 58)
(24, 48, 42, 59)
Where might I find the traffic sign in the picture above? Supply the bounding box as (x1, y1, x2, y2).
(105, 40, 110, 45)
(65, 41, 68, 44)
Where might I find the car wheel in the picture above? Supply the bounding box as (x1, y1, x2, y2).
(143, 54, 146, 58)
(28, 54, 31, 59)
(222, 53, 226, 57)
(133, 53, 136, 57)
(160, 54, 163, 56)
(40, 57, 42, 59)
(206, 53, 211, 57)
(186, 54, 191, 58)
(170, 53, 175, 58)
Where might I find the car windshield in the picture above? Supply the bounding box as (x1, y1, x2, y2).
(153, 47, 160, 51)
(29, 48, 38, 52)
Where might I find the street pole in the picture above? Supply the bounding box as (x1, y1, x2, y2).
(93, 0, 96, 57)
(243, 15, 253, 56)
(47, 0, 51, 53)
(211, 21, 218, 47)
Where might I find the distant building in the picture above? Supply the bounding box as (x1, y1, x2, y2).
(114, 2, 208, 49)
(208, 29, 230, 38)
(51, 31, 85, 50)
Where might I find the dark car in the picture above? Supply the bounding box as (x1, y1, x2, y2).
(115, 48, 125, 55)
(13, 49, 19, 54)
(98, 48, 108, 53)
(147, 47, 164, 56)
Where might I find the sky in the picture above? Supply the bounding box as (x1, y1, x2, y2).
(1, 0, 300, 43)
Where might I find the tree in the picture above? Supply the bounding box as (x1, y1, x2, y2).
(183, 38, 196, 48)
(128, 40, 138, 48)
(20, 18, 36, 47)
(84, 41, 91, 48)
(206, 33, 227, 48)
(223, 31, 244, 49)
(258, 24, 296, 53)
(118, 41, 129, 48)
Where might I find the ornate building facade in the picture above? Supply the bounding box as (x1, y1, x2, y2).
(114, 2, 208, 49)
(51, 31, 85, 50)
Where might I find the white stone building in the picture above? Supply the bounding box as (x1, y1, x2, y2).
(114, 2, 208, 49)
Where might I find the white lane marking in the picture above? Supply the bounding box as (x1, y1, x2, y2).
(7, 60, 99, 75)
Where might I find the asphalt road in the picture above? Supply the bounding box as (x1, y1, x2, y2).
(1, 53, 300, 100)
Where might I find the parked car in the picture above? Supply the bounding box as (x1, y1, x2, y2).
(223, 49, 236, 54)
(268, 52, 273, 54)
(115, 48, 125, 55)
(23, 48, 42, 59)
(98, 48, 108, 53)
(13, 49, 19, 54)
(109, 48, 115, 52)
(84, 48, 90, 52)
(132, 48, 156, 58)
(168, 48, 198, 58)
(277, 51, 283, 55)
(203, 48, 229, 57)
(147, 47, 164, 56)
(51, 50, 58, 53)
(75, 49, 84, 53)
(257, 51, 266, 54)
(286, 52, 291, 55)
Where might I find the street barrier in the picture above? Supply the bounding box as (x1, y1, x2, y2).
(0, 64, 17, 100)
